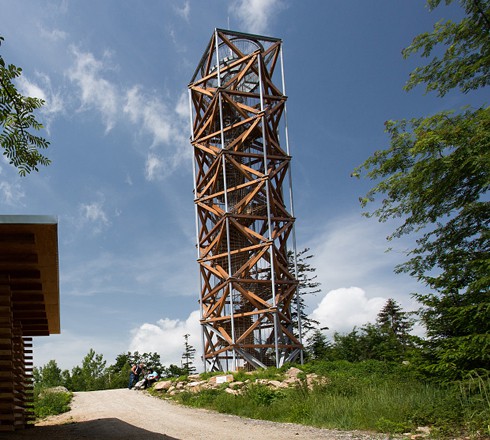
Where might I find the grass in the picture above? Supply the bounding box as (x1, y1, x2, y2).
(156, 360, 490, 438)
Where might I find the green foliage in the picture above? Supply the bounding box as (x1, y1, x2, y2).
(33, 360, 63, 388)
(403, 0, 490, 96)
(244, 383, 286, 406)
(315, 299, 417, 363)
(0, 36, 50, 175)
(157, 360, 489, 437)
(375, 417, 411, 435)
(127, 351, 165, 374)
(288, 248, 322, 336)
(34, 350, 171, 392)
(68, 349, 107, 391)
(162, 363, 188, 378)
(33, 388, 72, 419)
(354, 0, 490, 381)
(305, 329, 331, 360)
(181, 333, 197, 375)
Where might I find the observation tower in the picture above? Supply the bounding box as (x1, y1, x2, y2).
(188, 29, 302, 371)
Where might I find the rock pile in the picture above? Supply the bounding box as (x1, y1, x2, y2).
(152, 367, 328, 396)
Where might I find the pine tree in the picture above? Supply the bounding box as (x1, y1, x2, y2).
(181, 334, 197, 375)
(376, 298, 414, 345)
(288, 248, 322, 337)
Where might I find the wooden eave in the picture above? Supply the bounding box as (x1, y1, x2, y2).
(0, 215, 60, 336)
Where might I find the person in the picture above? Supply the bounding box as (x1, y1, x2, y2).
(143, 370, 159, 389)
(128, 362, 144, 389)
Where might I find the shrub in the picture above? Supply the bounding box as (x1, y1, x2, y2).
(243, 383, 286, 406)
(34, 387, 72, 419)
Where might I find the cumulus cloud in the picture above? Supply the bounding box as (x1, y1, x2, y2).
(129, 310, 202, 368)
(230, 0, 285, 35)
(297, 214, 423, 337)
(303, 214, 420, 308)
(309, 287, 386, 338)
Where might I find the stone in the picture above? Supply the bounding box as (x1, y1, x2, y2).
(153, 380, 173, 391)
(224, 387, 240, 395)
(267, 380, 282, 388)
(209, 374, 234, 385)
(228, 381, 244, 389)
(286, 367, 302, 378)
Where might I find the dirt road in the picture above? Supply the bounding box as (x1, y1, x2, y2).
(7, 389, 390, 439)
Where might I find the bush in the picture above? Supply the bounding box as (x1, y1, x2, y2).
(244, 383, 286, 406)
(34, 387, 72, 419)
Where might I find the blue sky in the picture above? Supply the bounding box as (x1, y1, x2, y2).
(0, 0, 485, 371)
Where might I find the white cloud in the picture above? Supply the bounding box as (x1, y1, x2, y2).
(129, 310, 202, 369)
(297, 214, 424, 338)
(145, 153, 164, 181)
(80, 202, 108, 224)
(303, 214, 420, 309)
(78, 199, 110, 234)
(175, 91, 189, 120)
(175, 1, 191, 21)
(0, 181, 25, 206)
(123, 86, 189, 181)
(124, 86, 174, 146)
(16, 73, 64, 131)
(309, 287, 386, 338)
(39, 26, 68, 42)
(230, 0, 285, 35)
(65, 49, 189, 181)
(68, 47, 118, 132)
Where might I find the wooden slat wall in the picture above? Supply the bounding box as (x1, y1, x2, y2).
(0, 275, 33, 431)
(0, 276, 14, 432)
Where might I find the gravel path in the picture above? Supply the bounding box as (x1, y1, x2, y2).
(7, 389, 392, 439)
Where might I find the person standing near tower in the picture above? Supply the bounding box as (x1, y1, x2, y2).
(128, 362, 144, 389)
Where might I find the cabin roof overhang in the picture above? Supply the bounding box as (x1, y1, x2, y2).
(0, 215, 60, 336)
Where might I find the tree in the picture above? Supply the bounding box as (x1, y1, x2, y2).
(33, 360, 63, 389)
(328, 300, 415, 363)
(305, 328, 331, 361)
(354, 1, 489, 380)
(288, 248, 322, 337)
(181, 334, 196, 375)
(69, 349, 107, 391)
(126, 351, 164, 374)
(0, 36, 50, 175)
(162, 364, 187, 378)
(105, 353, 132, 389)
(377, 298, 414, 346)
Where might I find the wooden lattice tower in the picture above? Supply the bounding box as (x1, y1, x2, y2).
(189, 29, 302, 371)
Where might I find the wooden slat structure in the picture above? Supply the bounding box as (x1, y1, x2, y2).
(189, 29, 302, 372)
(0, 215, 59, 432)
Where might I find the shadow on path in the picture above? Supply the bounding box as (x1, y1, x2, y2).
(2, 418, 180, 440)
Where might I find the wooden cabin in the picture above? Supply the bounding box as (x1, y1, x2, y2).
(0, 215, 60, 431)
